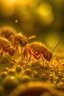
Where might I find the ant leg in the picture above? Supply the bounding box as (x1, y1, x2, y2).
(18, 44, 22, 55)
(49, 58, 52, 67)
(49, 57, 55, 67)
(14, 41, 20, 55)
(26, 48, 32, 64)
(32, 52, 41, 59)
(22, 47, 32, 63)
(52, 56, 60, 65)
(15, 41, 18, 51)
(21, 47, 26, 63)
(55, 57, 60, 65)
(55, 57, 61, 69)
(21, 47, 31, 68)
(31, 49, 40, 56)
(12, 37, 17, 49)
(50, 56, 61, 70)
(42, 57, 45, 66)
(10, 35, 15, 46)
(31, 48, 39, 55)
(0, 51, 3, 57)
(0, 47, 3, 57)
(16, 43, 20, 55)
(32, 50, 45, 66)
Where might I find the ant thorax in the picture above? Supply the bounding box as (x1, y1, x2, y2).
(30, 42, 47, 52)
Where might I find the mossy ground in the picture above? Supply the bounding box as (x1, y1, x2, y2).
(0, 54, 64, 96)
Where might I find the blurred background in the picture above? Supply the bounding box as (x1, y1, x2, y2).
(0, 0, 64, 57)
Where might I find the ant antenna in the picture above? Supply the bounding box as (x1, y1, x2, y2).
(28, 35, 36, 40)
(52, 38, 61, 53)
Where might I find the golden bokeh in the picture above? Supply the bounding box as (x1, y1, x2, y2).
(37, 3, 54, 25)
(1, 0, 16, 16)
(46, 33, 60, 50)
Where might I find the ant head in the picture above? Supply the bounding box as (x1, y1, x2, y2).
(43, 50, 52, 62)
(19, 36, 28, 47)
(16, 33, 28, 47)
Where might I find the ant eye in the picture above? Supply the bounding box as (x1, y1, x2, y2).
(25, 41, 27, 44)
(19, 40, 22, 44)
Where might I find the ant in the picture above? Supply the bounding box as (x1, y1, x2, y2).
(0, 26, 36, 52)
(21, 38, 61, 66)
(0, 37, 15, 56)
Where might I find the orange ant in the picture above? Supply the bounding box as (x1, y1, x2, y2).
(0, 26, 36, 52)
(0, 26, 61, 65)
(22, 41, 52, 64)
(0, 26, 16, 42)
(0, 37, 15, 56)
(13, 33, 36, 51)
(21, 38, 61, 65)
